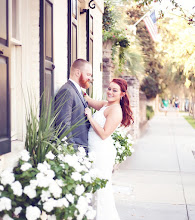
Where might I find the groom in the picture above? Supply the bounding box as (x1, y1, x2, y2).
(55, 59, 92, 151)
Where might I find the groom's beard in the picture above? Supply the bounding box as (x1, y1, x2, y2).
(79, 74, 90, 89)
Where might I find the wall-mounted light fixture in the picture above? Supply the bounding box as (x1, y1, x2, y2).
(80, 0, 96, 14)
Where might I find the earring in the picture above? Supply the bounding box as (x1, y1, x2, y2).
(121, 96, 122, 100)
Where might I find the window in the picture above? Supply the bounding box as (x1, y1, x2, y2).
(68, 0, 78, 77)
(0, 0, 11, 155)
(40, 0, 54, 106)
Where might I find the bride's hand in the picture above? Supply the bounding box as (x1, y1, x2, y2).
(85, 107, 92, 120)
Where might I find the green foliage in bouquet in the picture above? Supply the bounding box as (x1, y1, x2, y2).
(112, 128, 134, 164)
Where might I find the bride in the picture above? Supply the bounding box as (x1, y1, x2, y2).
(84, 78, 134, 220)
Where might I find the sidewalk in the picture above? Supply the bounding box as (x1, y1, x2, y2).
(113, 112, 195, 220)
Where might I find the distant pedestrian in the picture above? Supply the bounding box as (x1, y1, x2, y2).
(162, 98, 169, 116)
(174, 97, 180, 110)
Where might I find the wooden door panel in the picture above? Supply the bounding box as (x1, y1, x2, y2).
(0, 0, 11, 155)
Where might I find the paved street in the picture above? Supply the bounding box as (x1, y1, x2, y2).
(113, 112, 195, 220)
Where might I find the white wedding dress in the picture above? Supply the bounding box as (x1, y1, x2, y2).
(88, 106, 120, 220)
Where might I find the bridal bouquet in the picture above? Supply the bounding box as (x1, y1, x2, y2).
(112, 128, 134, 164)
(0, 147, 107, 220)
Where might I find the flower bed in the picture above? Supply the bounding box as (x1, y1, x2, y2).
(0, 146, 107, 220)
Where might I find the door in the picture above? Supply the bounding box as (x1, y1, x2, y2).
(40, 0, 54, 105)
(0, 0, 11, 155)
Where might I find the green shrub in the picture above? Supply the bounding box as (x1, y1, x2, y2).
(146, 105, 154, 120)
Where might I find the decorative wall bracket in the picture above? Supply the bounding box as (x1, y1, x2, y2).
(80, 0, 96, 14)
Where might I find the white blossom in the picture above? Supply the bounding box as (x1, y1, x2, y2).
(123, 156, 127, 161)
(14, 206, 22, 216)
(66, 194, 74, 203)
(46, 151, 55, 160)
(2, 214, 13, 220)
(76, 196, 88, 217)
(21, 163, 32, 171)
(43, 198, 57, 212)
(0, 197, 12, 211)
(26, 206, 41, 220)
(75, 185, 85, 196)
(41, 190, 51, 202)
(71, 172, 82, 181)
(37, 163, 48, 173)
(24, 185, 37, 199)
(49, 181, 62, 198)
(0, 185, 4, 191)
(82, 173, 91, 183)
(36, 173, 52, 188)
(20, 149, 30, 161)
(0, 170, 15, 186)
(55, 179, 64, 187)
(86, 209, 96, 220)
(56, 198, 69, 208)
(11, 181, 23, 196)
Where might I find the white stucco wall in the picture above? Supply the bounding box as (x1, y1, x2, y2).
(53, 0, 68, 93)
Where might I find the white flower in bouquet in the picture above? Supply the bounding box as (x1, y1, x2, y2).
(21, 163, 32, 171)
(43, 198, 57, 212)
(26, 205, 41, 220)
(71, 172, 82, 181)
(11, 181, 23, 196)
(75, 184, 85, 196)
(56, 198, 69, 208)
(86, 208, 96, 220)
(49, 181, 62, 198)
(82, 173, 92, 183)
(24, 185, 37, 199)
(14, 206, 22, 216)
(20, 149, 30, 161)
(76, 196, 88, 216)
(85, 193, 92, 203)
(0, 170, 15, 186)
(0, 185, 4, 191)
(115, 142, 121, 149)
(46, 151, 55, 160)
(0, 197, 12, 211)
(66, 193, 74, 203)
(41, 190, 51, 202)
(2, 214, 13, 220)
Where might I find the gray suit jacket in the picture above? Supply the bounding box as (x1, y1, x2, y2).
(55, 80, 90, 149)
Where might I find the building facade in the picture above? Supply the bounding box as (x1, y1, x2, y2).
(0, 0, 104, 171)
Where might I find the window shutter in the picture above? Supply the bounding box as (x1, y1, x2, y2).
(68, 0, 78, 77)
(40, 0, 54, 105)
(0, 0, 11, 155)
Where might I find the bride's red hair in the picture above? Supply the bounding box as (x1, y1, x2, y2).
(111, 78, 134, 127)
